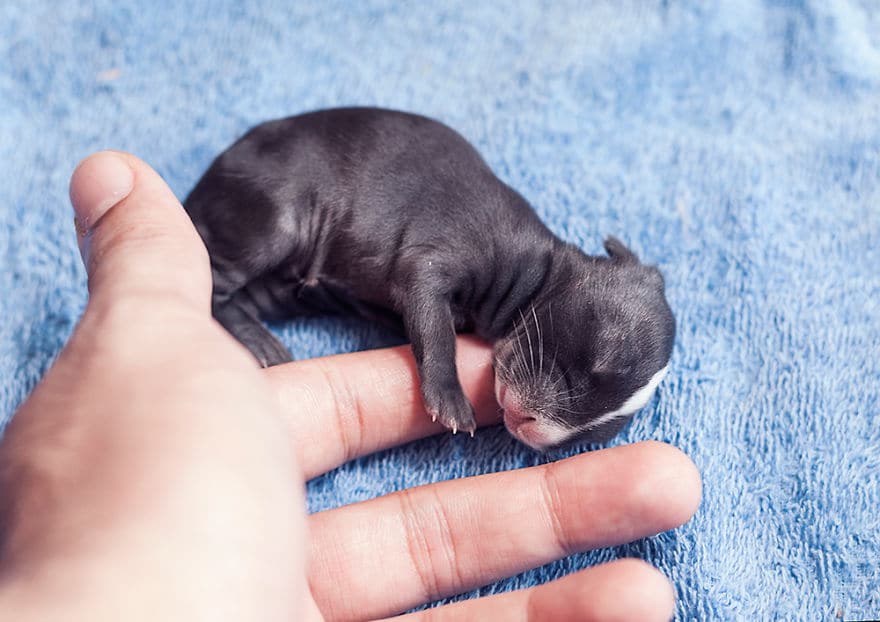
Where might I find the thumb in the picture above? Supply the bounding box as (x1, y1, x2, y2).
(69, 150, 211, 311)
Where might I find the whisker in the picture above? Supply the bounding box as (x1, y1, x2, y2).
(531, 303, 543, 380)
(518, 308, 536, 381)
(548, 379, 591, 404)
(543, 382, 584, 402)
(547, 302, 559, 384)
(494, 359, 513, 381)
(545, 348, 564, 389)
(553, 393, 588, 406)
(510, 321, 530, 384)
(547, 404, 590, 416)
(498, 355, 518, 386)
(550, 363, 574, 391)
(559, 389, 593, 404)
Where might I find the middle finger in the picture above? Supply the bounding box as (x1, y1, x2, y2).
(307, 441, 701, 622)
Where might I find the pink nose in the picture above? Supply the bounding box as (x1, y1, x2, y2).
(495, 378, 558, 451)
(503, 403, 537, 426)
(495, 379, 536, 425)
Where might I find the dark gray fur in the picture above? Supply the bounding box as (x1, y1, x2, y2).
(183, 107, 675, 447)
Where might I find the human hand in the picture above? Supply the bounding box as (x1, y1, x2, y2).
(0, 151, 701, 621)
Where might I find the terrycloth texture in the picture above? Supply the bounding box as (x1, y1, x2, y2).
(2, 1, 878, 618)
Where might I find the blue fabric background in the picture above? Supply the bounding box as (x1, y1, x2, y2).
(2, 1, 878, 619)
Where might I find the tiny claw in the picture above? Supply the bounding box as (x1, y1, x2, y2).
(432, 414, 437, 423)
(469, 430, 475, 438)
(452, 424, 458, 435)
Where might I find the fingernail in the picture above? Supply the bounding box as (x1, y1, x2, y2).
(69, 151, 135, 236)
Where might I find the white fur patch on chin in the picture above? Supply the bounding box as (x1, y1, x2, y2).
(507, 365, 670, 450)
(520, 420, 575, 449)
(583, 364, 669, 431)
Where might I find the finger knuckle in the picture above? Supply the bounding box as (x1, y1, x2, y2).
(315, 361, 365, 465)
(398, 487, 467, 602)
(539, 463, 575, 557)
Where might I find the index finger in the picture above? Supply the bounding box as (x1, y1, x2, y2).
(263, 336, 497, 480)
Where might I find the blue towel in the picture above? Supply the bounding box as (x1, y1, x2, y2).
(2, 1, 878, 618)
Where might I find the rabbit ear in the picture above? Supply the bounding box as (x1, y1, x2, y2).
(603, 236, 639, 263)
